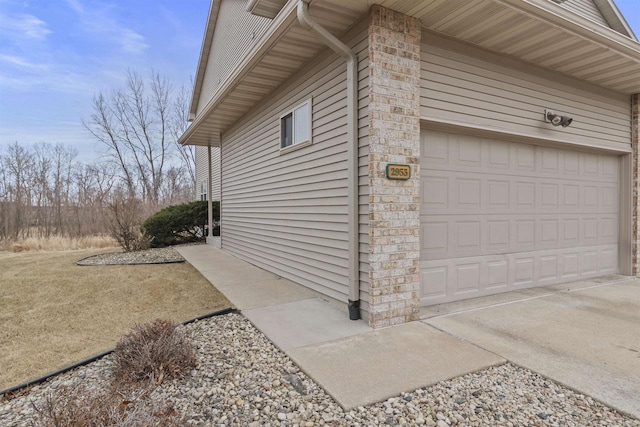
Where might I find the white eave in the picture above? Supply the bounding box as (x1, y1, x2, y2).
(180, 0, 640, 147)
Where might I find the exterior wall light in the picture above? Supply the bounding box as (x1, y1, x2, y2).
(545, 109, 573, 127)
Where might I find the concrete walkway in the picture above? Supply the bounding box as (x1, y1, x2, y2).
(176, 245, 504, 409)
(177, 245, 639, 417)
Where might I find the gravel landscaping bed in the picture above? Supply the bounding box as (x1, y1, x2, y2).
(77, 247, 185, 265)
(2, 313, 638, 426)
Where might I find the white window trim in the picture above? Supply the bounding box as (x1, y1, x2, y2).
(279, 98, 312, 154)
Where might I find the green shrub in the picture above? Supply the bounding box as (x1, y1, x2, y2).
(142, 200, 219, 247)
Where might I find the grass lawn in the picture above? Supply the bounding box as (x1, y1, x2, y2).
(0, 249, 232, 391)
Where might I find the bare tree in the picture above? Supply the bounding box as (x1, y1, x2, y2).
(84, 91, 137, 198)
(0, 151, 10, 241)
(51, 144, 78, 235)
(160, 166, 192, 206)
(33, 143, 53, 237)
(0, 70, 195, 248)
(83, 70, 192, 207)
(1, 143, 35, 239)
(0, 142, 119, 244)
(169, 83, 195, 189)
(73, 163, 117, 234)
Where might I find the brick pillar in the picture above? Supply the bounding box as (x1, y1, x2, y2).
(367, 5, 421, 328)
(632, 94, 639, 275)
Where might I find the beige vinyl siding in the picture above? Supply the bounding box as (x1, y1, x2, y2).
(196, 0, 271, 115)
(195, 146, 207, 200)
(194, 145, 221, 201)
(211, 148, 221, 201)
(420, 32, 631, 152)
(357, 34, 370, 313)
(220, 22, 369, 305)
(559, 0, 609, 27)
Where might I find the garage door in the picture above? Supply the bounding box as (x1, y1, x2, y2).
(420, 130, 619, 306)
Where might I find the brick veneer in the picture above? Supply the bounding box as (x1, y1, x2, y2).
(367, 5, 421, 328)
(632, 94, 639, 275)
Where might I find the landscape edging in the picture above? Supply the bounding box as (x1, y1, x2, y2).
(0, 307, 237, 397)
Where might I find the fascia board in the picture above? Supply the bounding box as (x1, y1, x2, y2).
(595, 0, 637, 41)
(180, 0, 299, 145)
(189, 0, 223, 120)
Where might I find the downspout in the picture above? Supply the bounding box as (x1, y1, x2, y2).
(297, 0, 360, 320)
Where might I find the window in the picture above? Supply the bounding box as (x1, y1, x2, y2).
(200, 179, 208, 201)
(280, 99, 311, 150)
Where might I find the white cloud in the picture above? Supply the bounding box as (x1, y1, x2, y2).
(0, 121, 99, 161)
(0, 53, 48, 70)
(0, 12, 51, 40)
(64, 0, 149, 55)
(117, 28, 149, 54)
(0, 58, 93, 94)
(64, 0, 84, 14)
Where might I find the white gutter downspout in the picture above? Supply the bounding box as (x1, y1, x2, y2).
(297, 0, 360, 320)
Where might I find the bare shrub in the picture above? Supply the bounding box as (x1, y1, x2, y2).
(112, 320, 196, 386)
(30, 321, 195, 425)
(32, 384, 181, 427)
(129, 228, 153, 252)
(107, 195, 151, 252)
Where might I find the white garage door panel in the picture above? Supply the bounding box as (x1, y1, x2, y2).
(421, 130, 619, 306)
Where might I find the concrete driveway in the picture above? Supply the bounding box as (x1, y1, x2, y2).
(423, 277, 640, 418)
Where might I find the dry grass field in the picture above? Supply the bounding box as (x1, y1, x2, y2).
(3, 235, 118, 252)
(0, 249, 232, 391)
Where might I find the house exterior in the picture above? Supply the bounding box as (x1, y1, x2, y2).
(194, 146, 221, 202)
(181, 0, 640, 328)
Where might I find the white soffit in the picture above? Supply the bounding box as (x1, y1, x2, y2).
(182, 0, 640, 147)
(333, 0, 640, 93)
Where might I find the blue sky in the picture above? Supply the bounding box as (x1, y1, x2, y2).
(616, 0, 639, 36)
(0, 0, 638, 162)
(0, 0, 209, 160)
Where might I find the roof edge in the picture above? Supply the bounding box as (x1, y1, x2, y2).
(179, 0, 300, 146)
(596, 0, 637, 41)
(188, 0, 223, 119)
